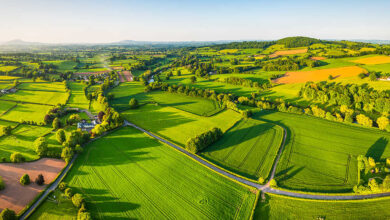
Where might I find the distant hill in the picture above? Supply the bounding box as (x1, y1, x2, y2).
(276, 36, 321, 48)
(1, 39, 46, 46)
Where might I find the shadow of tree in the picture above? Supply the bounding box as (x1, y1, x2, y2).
(366, 137, 388, 161)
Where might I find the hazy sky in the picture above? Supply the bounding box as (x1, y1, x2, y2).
(0, 0, 389, 43)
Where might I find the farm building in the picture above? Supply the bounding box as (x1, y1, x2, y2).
(77, 120, 98, 131)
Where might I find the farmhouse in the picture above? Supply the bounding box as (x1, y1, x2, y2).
(77, 120, 98, 131)
(0, 88, 17, 94)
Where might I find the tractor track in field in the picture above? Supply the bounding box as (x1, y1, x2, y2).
(124, 120, 390, 201)
(21, 110, 390, 220)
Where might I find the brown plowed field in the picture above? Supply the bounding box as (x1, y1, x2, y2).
(0, 158, 65, 213)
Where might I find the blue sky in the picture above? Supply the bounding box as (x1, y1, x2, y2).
(0, 0, 389, 43)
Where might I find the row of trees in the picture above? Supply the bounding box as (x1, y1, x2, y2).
(260, 57, 320, 71)
(186, 128, 223, 153)
(219, 76, 273, 90)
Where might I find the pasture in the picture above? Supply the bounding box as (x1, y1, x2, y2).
(274, 66, 366, 84)
(17, 82, 66, 92)
(66, 82, 90, 110)
(63, 127, 256, 219)
(254, 193, 390, 220)
(254, 110, 390, 192)
(352, 55, 390, 65)
(110, 82, 223, 116)
(201, 118, 283, 180)
(0, 66, 18, 72)
(0, 124, 61, 162)
(0, 89, 68, 105)
(0, 103, 52, 123)
(0, 100, 16, 116)
(121, 104, 242, 147)
(28, 190, 77, 220)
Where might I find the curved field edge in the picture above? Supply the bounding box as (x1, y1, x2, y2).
(62, 127, 256, 219)
(254, 193, 390, 220)
(254, 110, 390, 193)
(201, 118, 284, 181)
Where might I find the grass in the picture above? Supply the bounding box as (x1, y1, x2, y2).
(63, 127, 256, 219)
(0, 100, 16, 115)
(0, 124, 61, 162)
(0, 103, 52, 123)
(254, 193, 390, 219)
(28, 190, 77, 220)
(0, 89, 68, 105)
(253, 110, 390, 193)
(201, 118, 283, 180)
(110, 82, 223, 116)
(121, 104, 242, 147)
(17, 82, 66, 92)
(0, 66, 18, 72)
(66, 82, 90, 110)
(0, 76, 20, 80)
(166, 75, 259, 97)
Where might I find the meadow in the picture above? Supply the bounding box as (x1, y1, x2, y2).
(0, 89, 68, 105)
(0, 100, 16, 116)
(110, 82, 223, 116)
(17, 82, 66, 92)
(254, 110, 390, 193)
(0, 124, 61, 162)
(201, 118, 283, 180)
(0, 103, 52, 123)
(62, 127, 256, 219)
(254, 193, 390, 220)
(28, 190, 77, 220)
(121, 104, 242, 147)
(66, 82, 90, 110)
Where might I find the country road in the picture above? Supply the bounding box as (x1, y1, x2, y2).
(21, 116, 390, 219)
(19, 155, 78, 220)
(124, 120, 390, 201)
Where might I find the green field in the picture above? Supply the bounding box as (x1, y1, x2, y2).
(254, 193, 390, 220)
(62, 127, 256, 219)
(0, 100, 16, 115)
(0, 89, 68, 105)
(0, 103, 52, 123)
(29, 190, 77, 220)
(110, 82, 223, 116)
(66, 82, 90, 110)
(17, 82, 66, 92)
(0, 124, 61, 161)
(254, 110, 390, 193)
(122, 104, 242, 147)
(201, 118, 283, 180)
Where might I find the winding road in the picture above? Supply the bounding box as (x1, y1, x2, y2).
(125, 120, 390, 201)
(20, 115, 390, 219)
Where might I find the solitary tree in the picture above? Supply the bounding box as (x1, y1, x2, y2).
(52, 117, 61, 129)
(72, 193, 85, 208)
(0, 208, 16, 220)
(20, 174, 30, 186)
(190, 76, 197, 83)
(35, 174, 45, 186)
(1, 126, 11, 136)
(34, 137, 48, 157)
(10, 152, 24, 163)
(129, 98, 139, 109)
(56, 129, 66, 144)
